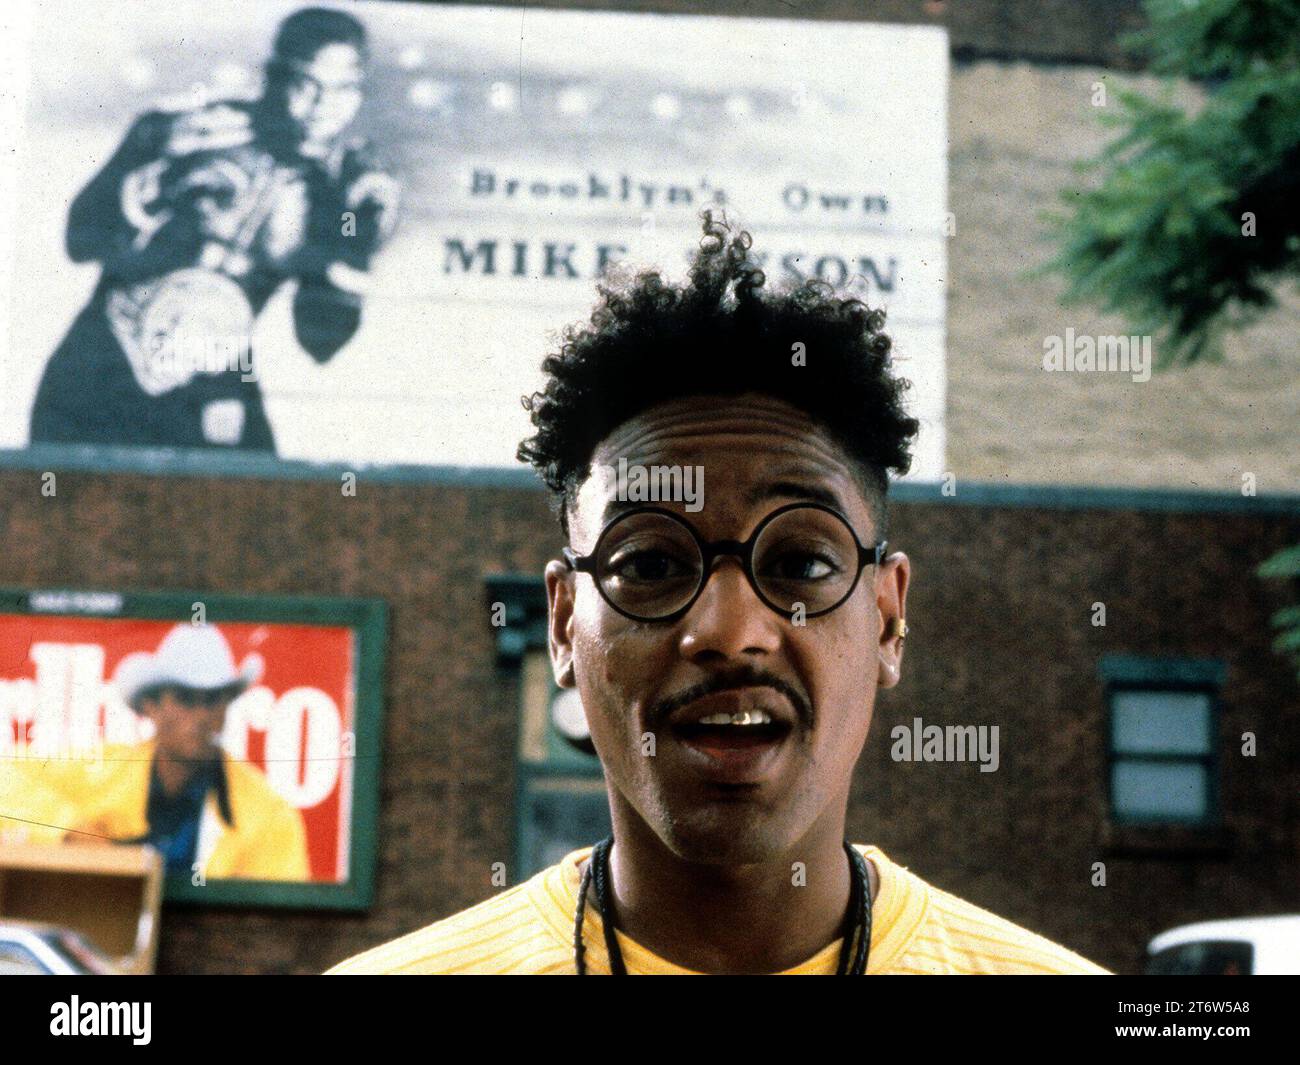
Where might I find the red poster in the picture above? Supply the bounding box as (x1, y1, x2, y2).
(0, 612, 360, 887)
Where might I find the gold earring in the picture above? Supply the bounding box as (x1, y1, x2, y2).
(885, 617, 908, 641)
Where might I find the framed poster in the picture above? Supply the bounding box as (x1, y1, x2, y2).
(0, 587, 386, 910)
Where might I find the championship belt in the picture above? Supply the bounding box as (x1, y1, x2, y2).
(107, 157, 283, 397)
(107, 268, 255, 397)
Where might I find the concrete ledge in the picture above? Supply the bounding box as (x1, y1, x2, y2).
(2, 445, 1296, 516)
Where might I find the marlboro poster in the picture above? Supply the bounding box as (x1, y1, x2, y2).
(0, 588, 386, 909)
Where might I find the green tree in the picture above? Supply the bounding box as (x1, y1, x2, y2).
(1046, 0, 1300, 677)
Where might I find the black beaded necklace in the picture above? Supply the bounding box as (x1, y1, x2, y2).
(573, 836, 873, 975)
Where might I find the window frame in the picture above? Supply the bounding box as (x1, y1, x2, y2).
(1101, 656, 1225, 829)
(489, 575, 610, 880)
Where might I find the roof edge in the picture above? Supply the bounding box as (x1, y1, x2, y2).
(0, 446, 1296, 516)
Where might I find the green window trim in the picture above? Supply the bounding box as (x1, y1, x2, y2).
(1100, 655, 1224, 829)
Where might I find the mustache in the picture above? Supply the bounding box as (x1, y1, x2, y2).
(650, 666, 811, 730)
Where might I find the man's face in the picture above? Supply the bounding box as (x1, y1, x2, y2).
(281, 43, 364, 148)
(545, 393, 909, 864)
(140, 687, 230, 765)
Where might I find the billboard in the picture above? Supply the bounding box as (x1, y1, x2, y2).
(0, 589, 386, 909)
(1, 0, 948, 476)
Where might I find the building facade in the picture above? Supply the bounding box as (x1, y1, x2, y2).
(0, 452, 1294, 974)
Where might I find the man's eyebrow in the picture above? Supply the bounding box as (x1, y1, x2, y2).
(745, 479, 844, 510)
(595, 476, 846, 520)
(599, 495, 646, 522)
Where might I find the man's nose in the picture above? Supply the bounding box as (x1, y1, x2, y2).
(299, 81, 324, 109)
(677, 556, 782, 660)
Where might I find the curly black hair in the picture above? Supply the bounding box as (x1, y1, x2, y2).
(518, 210, 919, 537)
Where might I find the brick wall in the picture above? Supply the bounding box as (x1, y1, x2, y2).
(433, 0, 1151, 68)
(0, 464, 1294, 974)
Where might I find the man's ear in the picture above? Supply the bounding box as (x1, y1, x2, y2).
(545, 559, 577, 688)
(876, 551, 910, 690)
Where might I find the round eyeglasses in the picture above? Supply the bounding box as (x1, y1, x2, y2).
(562, 502, 888, 623)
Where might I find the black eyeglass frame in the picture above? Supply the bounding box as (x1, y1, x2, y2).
(561, 502, 888, 623)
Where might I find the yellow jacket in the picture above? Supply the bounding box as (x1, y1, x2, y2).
(0, 741, 309, 881)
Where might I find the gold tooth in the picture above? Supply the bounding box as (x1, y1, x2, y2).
(694, 710, 774, 726)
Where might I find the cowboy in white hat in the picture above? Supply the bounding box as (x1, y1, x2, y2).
(0, 624, 308, 882)
(112, 624, 307, 879)
(109, 625, 261, 866)
(114, 623, 265, 711)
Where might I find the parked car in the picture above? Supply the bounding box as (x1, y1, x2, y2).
(0, 920, 120, 975)
(1146, 915, 1300, 975)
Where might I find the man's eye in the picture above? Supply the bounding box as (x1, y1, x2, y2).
(762, 551, 838, 581)
(610, 550, 692, 582)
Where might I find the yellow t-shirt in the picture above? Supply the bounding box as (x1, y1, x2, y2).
(326, 845, 1109, 974)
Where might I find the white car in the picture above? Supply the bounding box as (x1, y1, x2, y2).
(1146, 915, 1300, 975)
(0, 920, 120, 975)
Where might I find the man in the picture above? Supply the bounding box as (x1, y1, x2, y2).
(29, 6, 399, 451)
(0, 624, 308, 881)
(327, 212, 1108, 974)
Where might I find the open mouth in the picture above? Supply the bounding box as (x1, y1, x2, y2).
(661, 687, 801, 783)
(672, 709, 793, 752)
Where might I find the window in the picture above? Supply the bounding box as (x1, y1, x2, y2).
(1146, 939, 1253, 976)
(513, 653, 611, 878)
(1101, 657, 1223, 827)
(488, 575, 610, 880)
